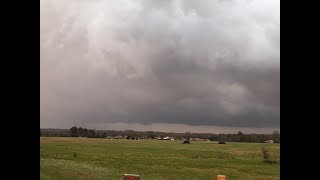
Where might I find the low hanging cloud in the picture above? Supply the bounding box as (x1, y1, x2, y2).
(41, 0, 280, 130)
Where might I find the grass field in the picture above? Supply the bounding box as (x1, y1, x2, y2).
(40, 137, 280, 180)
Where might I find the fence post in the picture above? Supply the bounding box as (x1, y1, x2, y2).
(217, 175, 226, 180)
(123, 174, 140, 180)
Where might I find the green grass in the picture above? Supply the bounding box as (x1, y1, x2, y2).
(40, 137, 280, 180)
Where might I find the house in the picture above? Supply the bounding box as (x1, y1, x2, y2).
(162, 136, 171, 140)
(265, 140, 274, 143)
(114, 136, 124, 139)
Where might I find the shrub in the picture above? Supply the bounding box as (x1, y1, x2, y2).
(183, 140, 190, 144)
(261, 147, 277, 164)
(261, 147, 269, 160)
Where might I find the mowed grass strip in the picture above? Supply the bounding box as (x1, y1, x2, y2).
(40, 137, 280, 180)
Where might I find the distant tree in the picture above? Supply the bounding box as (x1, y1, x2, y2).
(249, 134, 258, 142)
(83, 128, 88, 137)
(184, 131, 191, 140)
(238, 131, 243, 136)
(102, 132, 107, 138)
(146, 131, 155, 138)
(272, 131, 280, 143)
(78, 127, 84, 137)
(40, 130, 42, 137)
(69, 126, 78, 137)
(218, 134, 225, 142)
(88, 129, 96, 138)
(43, 132, 48, 137)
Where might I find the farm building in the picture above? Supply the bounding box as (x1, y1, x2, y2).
(265, 140, 274, 143)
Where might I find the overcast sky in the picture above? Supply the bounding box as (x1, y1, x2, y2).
(40, 0, 280, 133)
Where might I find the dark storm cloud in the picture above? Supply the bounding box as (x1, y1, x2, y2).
(41, 0, 280, 129)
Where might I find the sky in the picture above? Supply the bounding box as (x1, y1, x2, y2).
(40, 0, 280, 134)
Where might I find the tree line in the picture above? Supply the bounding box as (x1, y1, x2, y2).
(40, 127, 280, 143)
